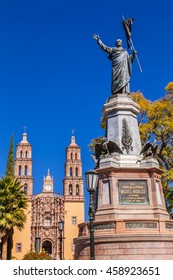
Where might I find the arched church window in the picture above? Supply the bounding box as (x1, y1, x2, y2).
(76, 184, 79, 195)
(70, 167, 72, 176)
(69, 184, 72, 195)
(75, 167, 78, 177)
(25, 151, 28, 158)
(24, 165, 28, 176)
(20, 151, 22, 158)
(19, 166, 22, 176)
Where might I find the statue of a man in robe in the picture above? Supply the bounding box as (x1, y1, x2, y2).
(93, 34, 136, 94)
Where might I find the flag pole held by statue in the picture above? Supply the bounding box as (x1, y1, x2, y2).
(122, 16, 142, 73)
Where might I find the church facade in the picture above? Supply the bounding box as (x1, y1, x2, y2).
(11, 132, 84, 260)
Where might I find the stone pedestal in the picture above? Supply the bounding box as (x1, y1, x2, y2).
(95, 162, 169, 222)
(74, 93, 173, 259)
(75, 230, 173, 260)
(103, 94, 141, 155)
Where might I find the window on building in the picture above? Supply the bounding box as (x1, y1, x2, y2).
(72, 216, 77, 225)
(70, 167, 72, 176)
(19, 166, 22, 176)
(75, 167, 78, 177)
(24, 184, 28, 194)
(20, 151, 22, 158)
(24, 165, 28, 176)
(71, 153, 73, 160)
(25, 151, 28, 158)
(69, 184, 72, 195)
(75, 153, 77, 160)
(44, 217, 51, 227)
(76, 184, 79, 195)
(16, 243, 22, 252)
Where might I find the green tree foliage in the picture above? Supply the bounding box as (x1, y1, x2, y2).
(6, 134, 14, 178)
(0, 177, 27, 259)
(23, 251, 53, 260)
(130, 90, 173, 213)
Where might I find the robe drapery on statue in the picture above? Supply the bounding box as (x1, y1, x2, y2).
(97, 38, 133, 94)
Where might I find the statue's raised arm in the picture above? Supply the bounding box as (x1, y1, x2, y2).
(93, 34, 112, 54)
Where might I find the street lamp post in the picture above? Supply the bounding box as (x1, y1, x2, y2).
(58, 220, 64, 260)
(85, 170, 98, 260)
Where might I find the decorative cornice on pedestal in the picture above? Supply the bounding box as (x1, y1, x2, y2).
(141, 157, 160, 168)
(102, 94, 140, 117)
(99, 154, 143, 169)
(99, 155, 160, 169)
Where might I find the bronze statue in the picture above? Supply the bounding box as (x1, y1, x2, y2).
(93, 34, 136, 95)
(140, 140, 158, 159)
(91, 137, 123, 168)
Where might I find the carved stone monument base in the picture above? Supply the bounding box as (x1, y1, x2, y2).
(74, 93, 173, 259)
(74, 162, 173, 259)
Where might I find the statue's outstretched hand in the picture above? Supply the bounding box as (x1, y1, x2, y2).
(93, 34, 99, 41)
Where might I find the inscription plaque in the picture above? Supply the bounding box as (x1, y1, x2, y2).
(94, 223, 115, 230)
(118, 180, 149, 205)
(126, 222, 157, 229)
(165, 223, 173, 229)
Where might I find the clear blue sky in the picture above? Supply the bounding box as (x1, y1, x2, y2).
(0, 0, 173, 220)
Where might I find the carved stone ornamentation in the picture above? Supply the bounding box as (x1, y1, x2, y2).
(91, 137, 122, 168)
(121, 118, 133, 154)
(140, 140, 158, 159)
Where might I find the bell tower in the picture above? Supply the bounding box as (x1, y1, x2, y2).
(12, 131, 33, 259)
(14, 132, 33, 198)
(64, 135, 84, 200)
(63, 135, 84, 259)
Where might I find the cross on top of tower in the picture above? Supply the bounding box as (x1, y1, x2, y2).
(23, 126, 27, 133)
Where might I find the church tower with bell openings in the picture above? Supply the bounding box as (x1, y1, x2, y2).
(63, 135, 84, 260)
(12, 132, 33, 259)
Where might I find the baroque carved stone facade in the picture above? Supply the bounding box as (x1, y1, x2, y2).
(31, 171, 64, 259)
(31, 194, 64, 259)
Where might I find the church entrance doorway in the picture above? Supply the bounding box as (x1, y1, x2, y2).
(42, 240, 52, 255)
